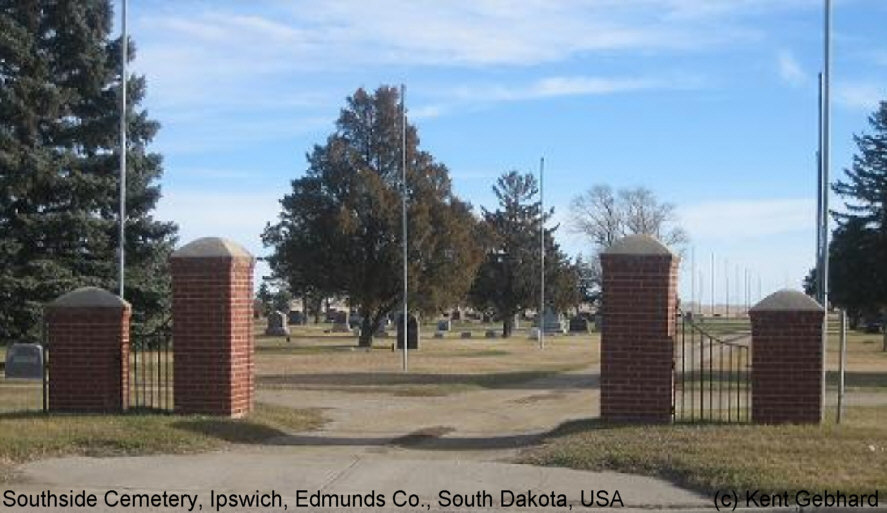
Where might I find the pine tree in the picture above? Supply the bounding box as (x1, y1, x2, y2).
(0, 1, 176, 343)
(263, 86, 483, 347)
(469, 171, 579, 337)
(831, 100, 887, 316)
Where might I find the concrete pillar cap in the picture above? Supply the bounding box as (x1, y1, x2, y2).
(603, 234, 673, 256)
(172, 237, 253, 259)
(49, 287, 130, 309)
(750, 289, 823, 312)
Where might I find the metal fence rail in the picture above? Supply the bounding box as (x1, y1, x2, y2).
(130, 322, 173, 412)
(673, 314, 751, 423)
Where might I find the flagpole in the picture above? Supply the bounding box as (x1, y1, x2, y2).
(401, 84, 408, 372)
(821, 0, 832, 422)
(118, 0, 128, 298)
(539, 157, 545, 349)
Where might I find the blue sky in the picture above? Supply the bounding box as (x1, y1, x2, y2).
(122, 0, 887, 308)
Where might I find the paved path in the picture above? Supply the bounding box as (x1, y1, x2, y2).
(9, 367, 712, 512)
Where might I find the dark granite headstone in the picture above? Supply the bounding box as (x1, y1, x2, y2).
(265, 310, 290, 336)
(396, 314, 419, 350)
(569, 317, 589, 333)
(4, 343, 43, 380)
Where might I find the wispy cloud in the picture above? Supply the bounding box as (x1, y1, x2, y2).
(777, 50, 806, 87)
(677, 198, 814, 241)
(835, 82, 886, 111)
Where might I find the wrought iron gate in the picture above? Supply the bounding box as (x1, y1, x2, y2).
(130, 320, 173, 412)
(673, 313, 751, 423)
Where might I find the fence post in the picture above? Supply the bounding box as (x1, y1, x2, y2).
(600, 234, 678, 423)
(749, 289, 824, 424)
(171, 237, 255, 417)
(45, 287, 130, 413)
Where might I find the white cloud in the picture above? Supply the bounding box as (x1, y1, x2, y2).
(677, 198, 814, 241)
(777, 50, 806, 86)
(835, 82, 886, 111)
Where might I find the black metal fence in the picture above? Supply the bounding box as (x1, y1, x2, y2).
(673, 313, 751, 423)
(130, 322, 173, 412)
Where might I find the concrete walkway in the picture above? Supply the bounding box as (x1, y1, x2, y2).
(10, 367, 712, 512)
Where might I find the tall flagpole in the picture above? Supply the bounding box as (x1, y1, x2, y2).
(118, 0, 128, 298)
(821, 0, 832, 422)
(401, 84, 408, 372)
(539, 157, 545, 349)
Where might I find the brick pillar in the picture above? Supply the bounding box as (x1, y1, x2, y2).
(600, 235, 678, 423)
(171, 237, 255, 417)
(46, 287, 130, 413)
(749, 290, 824, 424)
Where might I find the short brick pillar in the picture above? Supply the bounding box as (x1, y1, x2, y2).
(46, 287, 130, 413)
(600, 235, 678, 423)
(749, 289, 824, 424)
(171, 237, 255, 417)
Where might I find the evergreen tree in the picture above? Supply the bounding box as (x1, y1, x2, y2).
(830, 100, 887, 319)
(469, 171, 579, 337)
(0, 1, 176, 343)
(263, 86, 483, 347)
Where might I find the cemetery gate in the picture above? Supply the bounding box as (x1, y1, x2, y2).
(129, 319, 173, 412)
(672, 313, 751, 423)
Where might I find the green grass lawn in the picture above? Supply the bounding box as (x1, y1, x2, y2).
(523, 405, 887, 497)
(0, 403, 325, 483)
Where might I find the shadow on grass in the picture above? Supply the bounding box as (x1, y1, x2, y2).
(258, 371, 598, 391)
(169, 419, 291, 444)
(826, 371, 887, 388)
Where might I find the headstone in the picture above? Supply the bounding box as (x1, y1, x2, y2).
(265, 310, 289, 336)
(437, 319, 451, 332)
(4, 343, 43, 380)
(451, 310, 461, 321)
(397, 314, 419, 350)
(461, 331, 472, 339)
(333, 310, 348, 325)
(287, 310, 304, 325)
(534, 308, 565, 334)
(484, 330, 497, 339)
(434, 331, 445, 339)
(349, 313, 363, 329)
(529, 327, 540, 339)
(568, 317, 589, 334)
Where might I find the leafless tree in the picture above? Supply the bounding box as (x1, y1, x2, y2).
(569, 185, 688, 253)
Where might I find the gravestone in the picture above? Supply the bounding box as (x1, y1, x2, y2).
(437, 319, 451, 332)
(265, 310, 289, 336)
(331, 322, 351, 333)
(434, 331, 445, 339)
(568, 317, 589, 334)
(349, 313, 363, 329)
(397, 314, 419, 350)
(484, 330, 498, 339)
(332, 310, 348, 325)
(451, 310, 462, 321)
(4, 343, 43, 380)
(535, 308, 565, 334)
(461, 331, 472, 339)
(287, 310, 304, 325)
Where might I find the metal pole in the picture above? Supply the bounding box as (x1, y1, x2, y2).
(710, 252, 715, 316)
(690, 247, 695, 314)
(539, 157, 545, 349)
(401, 84, 408, 372)
(821, 0, 832, 422)
(837, 309, 846, 423)
(816, 73, 824, 303)
(725, 258, 729, 317)
(118, 0, 128, 298)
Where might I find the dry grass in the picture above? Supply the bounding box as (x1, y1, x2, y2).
(524, 405, 887, 497)
(0, 403, 325, 483)
(254, 325, 599, 396)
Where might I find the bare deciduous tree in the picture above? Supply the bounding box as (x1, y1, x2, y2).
(569, 185, 688, 252)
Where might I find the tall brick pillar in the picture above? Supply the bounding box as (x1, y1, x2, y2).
(600, 235, 678, 423)
(749, 290, 824, 424)
(171, 237, 255, 417)
(46, 287, 130, 412)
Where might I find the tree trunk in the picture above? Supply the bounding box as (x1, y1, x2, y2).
(502, 315, 513, 338)
(358, 314, 374, 348)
